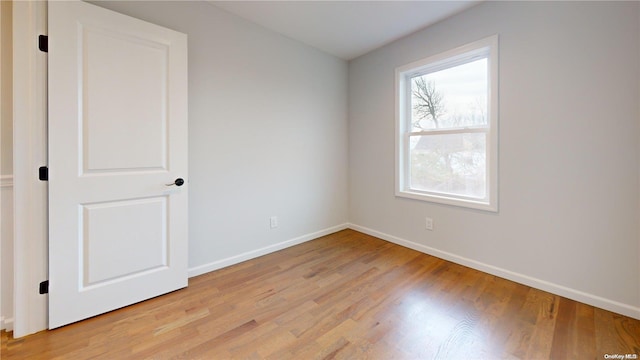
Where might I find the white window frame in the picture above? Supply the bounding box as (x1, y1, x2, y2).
(395, 35, 499, 212)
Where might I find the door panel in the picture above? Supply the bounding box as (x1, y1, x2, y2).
(48, 1, 188, 329)
(82, 25, 168, 172)
(81, 197, 168, 287)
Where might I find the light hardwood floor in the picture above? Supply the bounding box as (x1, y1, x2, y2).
(2, 229, 639, 359)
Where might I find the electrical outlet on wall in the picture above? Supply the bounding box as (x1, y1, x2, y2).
(425, 217, 433, 231)
(270, 216, 278, 229)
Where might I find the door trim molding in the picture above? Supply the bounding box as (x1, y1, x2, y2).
(12, 0, 48, 338)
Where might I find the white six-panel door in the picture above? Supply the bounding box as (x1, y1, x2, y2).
(48, 1, 188, 329)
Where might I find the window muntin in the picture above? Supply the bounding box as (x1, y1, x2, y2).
(396, 36, 498, 211)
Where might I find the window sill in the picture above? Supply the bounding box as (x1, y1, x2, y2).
(396, 189, 497, 212)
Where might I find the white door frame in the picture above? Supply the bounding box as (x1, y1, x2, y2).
(12, 0, 48, 338)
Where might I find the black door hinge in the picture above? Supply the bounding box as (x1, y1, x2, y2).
(39, 166, 48, 181)
(38, 35, 48, 52)
(39, 280, 49, 294)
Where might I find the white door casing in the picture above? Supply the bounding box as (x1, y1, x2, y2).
(48, 1, 188, 329)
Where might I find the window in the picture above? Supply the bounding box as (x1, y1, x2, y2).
(395, 36, 498, 211)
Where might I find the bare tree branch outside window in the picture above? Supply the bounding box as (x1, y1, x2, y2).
(412, 77, 445, 129)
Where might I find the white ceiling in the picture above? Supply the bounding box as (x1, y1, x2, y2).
(209, 1, 481, 60)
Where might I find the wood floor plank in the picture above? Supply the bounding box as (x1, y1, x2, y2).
(523, 289, 558, 359)
(2, 229, 639, 359)
(549, 297, 576, 359)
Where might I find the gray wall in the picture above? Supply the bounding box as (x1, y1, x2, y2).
(348, 1, 640, 313)
(92, 1, 349, 273)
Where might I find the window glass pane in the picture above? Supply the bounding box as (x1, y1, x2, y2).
(409, 133, 486, 199)
(410, 58, 487, 131)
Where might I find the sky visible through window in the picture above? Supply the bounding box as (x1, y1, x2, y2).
(410, 58, 488, 131)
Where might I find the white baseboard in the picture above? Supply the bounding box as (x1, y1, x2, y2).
(1, 316, 14, 332)
(348, 223, 640, 320)
(188, 223, 349, 278)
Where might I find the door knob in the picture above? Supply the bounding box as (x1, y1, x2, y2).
(166, 178, 185, 186)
